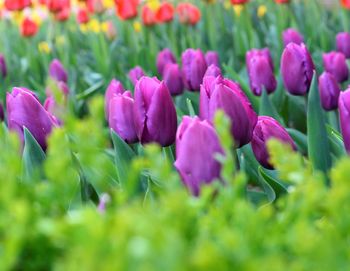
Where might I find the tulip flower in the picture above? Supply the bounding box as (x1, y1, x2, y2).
(177, 3, 201, 25)
(204, 65, 222, 78)
(104, 21, 117, 40)
(0, 54, 7, 79)
(246, 49, 276, 96)
(5, 0, 31, 11)
(109, 91, 138, 144)
(318, 72, 341, 111)
(336, 32, 350, 58)
(200, 76, 258, 147)
(142, 5, 157, 26)
(341, 0, 350, 9)
(282, 28, 304, 47)
(77, 8, 89, 24)
(281, 43, 314, 95)
(133, 76, 177, 146)
(49, 59, 68, 83)
(156, 2, 174, 23)
(275, 0, 289, 3)
(7, 87, 57, 150)
(115, 0, 139, 20)
(323, 51, 349, 83)
(182, 48, 207, 91)
(205, 51, 220, 67)
(231, 0, 249, 4)
(105, 79, 125, 118)
(156, 48, 176, 76)
(47, 0, 70, 13)
(128, 66, 145, 86)
(21, 18, 38, 38)
(339, 89, 350, 153)
(55, 7, 70, 21)
(174, 116, 223, 196)
(163, 63, 184, 96)
(87, 0, 104, 14)
(251, 116, 296, 169)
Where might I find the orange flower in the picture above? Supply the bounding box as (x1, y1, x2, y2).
(341, 0, 350, 9)
(21, 17, 38, 37)
(142, 5, 157, 26)
(177, 3, 201, 25)
(156, 2, 174, 23)
(230, 0, 249, 4)
(4, 0, 31, 11)
(115, 0, 139, 20)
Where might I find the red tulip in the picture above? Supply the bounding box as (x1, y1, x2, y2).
(230, 0, 249, 4)
(21, 18, 38, 38)
(77, 8, 89, 24)
(341, 0, 350, 9)
(5, 0, 31, 11)
(55, 7, 70, 21)
(142, 5, 157, 26)
(87, 0, 104, 14)
(115, 0, 139, 20)
(177, 3, 201, 25)
(156, 2, 174, 23)
(47, 0, 70, 13)
(275, 0, 289, 3)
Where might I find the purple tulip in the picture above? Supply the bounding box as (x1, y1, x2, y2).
(105, 79, 125, 118)
(109, 91, 138, 144)
(174, 116, 223, 196)
(134, 76, 177, 146)
(49, 59, 68, 83)
(0, 54, 7, 78)
(46, 81, 69, 97)
(128, 66, 145, 86)
(204, 64, 222, 78)
(318, 72, 341, 111)
(282, 28, 304, 47)
(323, 52, 349, 83)
(7, 87, 57, 150)
(281, 43, 314, 95)
(205, 51, 220, 67)
(336, 32, 350, 59)
(162, 63, 184, 96)
(338, 89, 350, 153)
(199, 76, 258, 147)
(246, 48, 274, 71)
(251, 116, 297, 169)
(44, 96, 56, 114)
(246, 52, 277, 96)
(182, 48, 207, 91)
(156, 48, 176, 76)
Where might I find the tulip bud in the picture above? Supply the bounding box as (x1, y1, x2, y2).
(199, 76, 258, 147)
(0, 54, 7, 79)
(49, 59, 68, 83)
(318, 72, 341, 111)
(204, 64, 222, 78)
(128, 66, 145, 86)
(251, 116, 296, 169)
(182, 48, 207, 91)
(246, 52, 277, 96)
(163, 63, 184, 96)
(115, 0, 139, 20)
(336, 32, 350, 59)
(109, 91, 138, 144)
(156, 48, 176, 76)
(282, 28, 304, 47)
(205, 51, 220, 67)
(104, 79, 125, 119)
(281, 43, 314, 95)
(323, 51, 349, 83)
(338, 89, 350, 153)
(7, 87, 57, 150)
(156, 2, 175, 23)
(174, 116, 223, 196)
(246, 48, 274, 71)
(21, 17, 39, 38)
(134, 76, 177, 146)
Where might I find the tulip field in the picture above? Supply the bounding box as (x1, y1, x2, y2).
(3, 0, 350, 270)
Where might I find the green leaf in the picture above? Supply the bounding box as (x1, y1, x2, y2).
(326, 125, 346, 158)
(22, 127, 46, 179)
(111, 130, 136, 184)
(76, 80, 104, 100)
(186, 98, 196, 117)
(258, 167, 288, 198)
(286, 128, 308, 154)
(259, 89, 285, 125)
(307, 71, 332, 176)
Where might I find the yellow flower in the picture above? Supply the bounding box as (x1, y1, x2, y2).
(80, 24, 88, 33)
(257, 5, 267, 18)
(12, 12, 24, 26)
(148, 0, 160, 11)
(103, 0, 114, 9)
(88, 19, 101, 33)
(38, 42, 51, 54)
(133, 21, 142, 33)
(56, 35, 66, 46)
(233, 5, 244, 17)
(101, 22, 108, 33)
(32, 12, 42, 26)
(223, 0, 231, 10)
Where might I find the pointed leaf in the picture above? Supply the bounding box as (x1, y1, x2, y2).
(259, 89, 285, 125)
